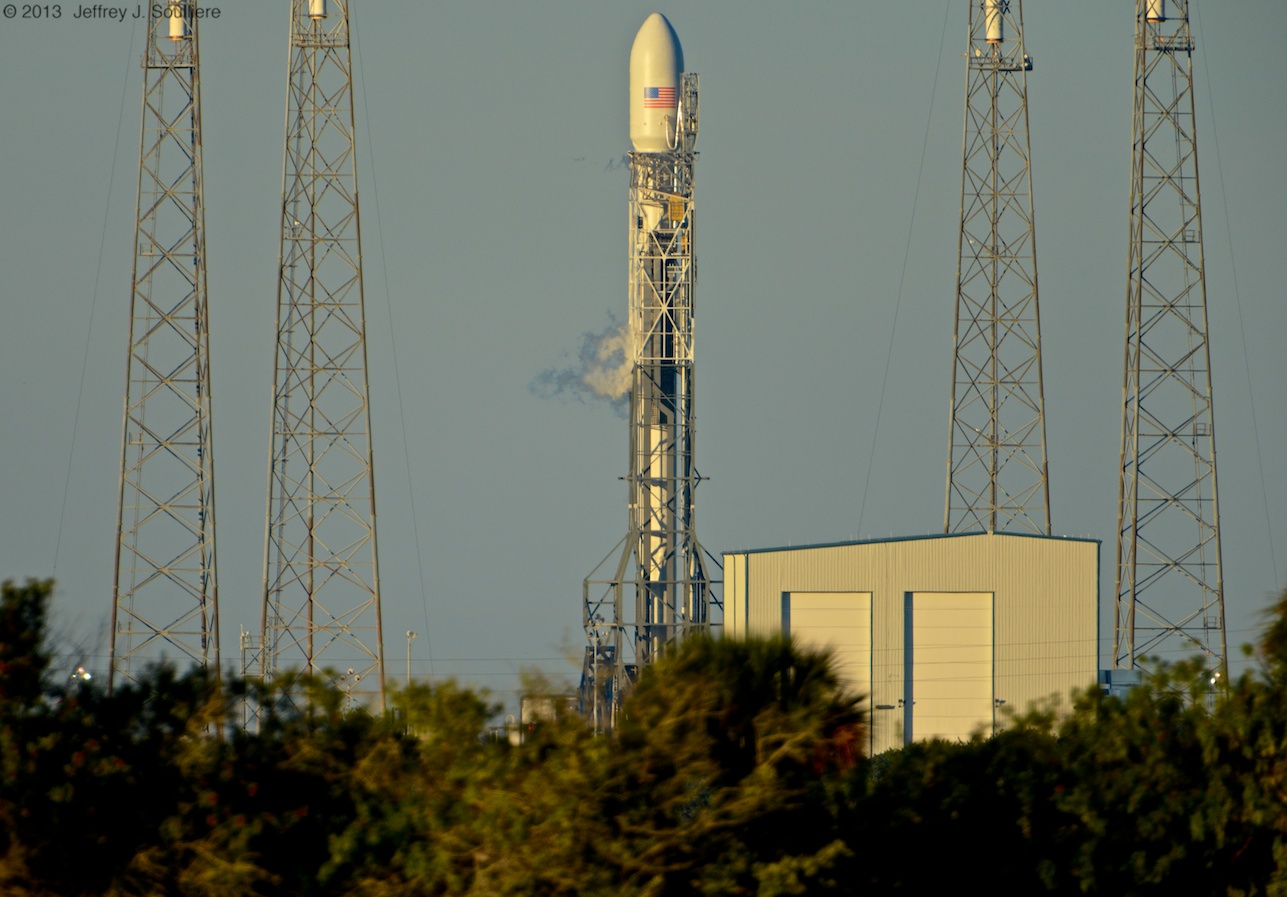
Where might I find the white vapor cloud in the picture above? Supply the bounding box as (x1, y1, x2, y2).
(530, 315, 635, 417)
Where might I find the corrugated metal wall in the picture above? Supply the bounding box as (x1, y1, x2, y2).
(722, 533, 1099, 754)
(785, 592, 872, 696)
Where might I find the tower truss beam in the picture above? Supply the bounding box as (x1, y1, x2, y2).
(945, 0, 1051, 536)
(110, 0, 219, 690)
(583, 73, 719, 730)
(261, 0, 385, 710)
(1114, 0, 1225, 673)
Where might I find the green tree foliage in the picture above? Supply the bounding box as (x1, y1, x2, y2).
(597, 635, 864, 896)
(0, 578, 52, 708)
(852, 719, 1071, 893)
(322, 680, 509, 895)
(846, 597, 1287, 896)
(3, 578, 1287, 895)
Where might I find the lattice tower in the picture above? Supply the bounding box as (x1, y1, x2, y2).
(261, 0, 385, 710)
(1114, 0, 1226, 673)
(945, 0, 1051, 535)
(110, 1, 219, 690)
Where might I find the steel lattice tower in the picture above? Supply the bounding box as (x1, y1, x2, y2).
(945, 0, 1051, 536)
(582, 69, 719, 731)
(110, 1, 219, 690)
(261, 0, 385, 709)
(1114, 0, 1225, 673)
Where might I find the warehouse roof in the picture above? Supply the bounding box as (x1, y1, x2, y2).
(725, 530, 1101, 556)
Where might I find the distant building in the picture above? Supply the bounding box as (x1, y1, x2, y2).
(724, 532, 1099, 754)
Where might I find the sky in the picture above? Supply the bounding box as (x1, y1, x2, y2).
(1, 1, 1283, 712)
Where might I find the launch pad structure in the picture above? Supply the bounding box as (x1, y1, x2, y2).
(259, 0, 386, 711)
(945, 0, 1051, 537)
(582, 18, 720, 729)
(1114, 0, 1226, 674)
(110, 1, 219, 690)
(97, 2, 1231, 715)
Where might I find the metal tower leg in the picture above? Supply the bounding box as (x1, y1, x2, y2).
(945, 0, 1051, 536)
(582, 74, 720, 729)
(261, 0, 386, 711)
(1114, 0, 1226, 674)
(239, 628, 261, 732)
(110, 0, 219, 690)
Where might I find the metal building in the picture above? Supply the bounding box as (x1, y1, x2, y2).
(725, 532, 1098, 753)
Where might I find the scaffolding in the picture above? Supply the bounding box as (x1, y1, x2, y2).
(582, 74, 720, 730)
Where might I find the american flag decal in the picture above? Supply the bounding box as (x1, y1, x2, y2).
(643, 86, 677, 108)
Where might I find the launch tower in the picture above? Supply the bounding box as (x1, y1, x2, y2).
(261, 0, 386, 709)
(945, 0, 1051, 535)
(582, 14, 718, 729)
(1114, 0, 1226, 673)
(110, 1, 219, 689)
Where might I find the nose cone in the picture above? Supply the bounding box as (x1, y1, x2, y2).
(629, 13, 683, 152)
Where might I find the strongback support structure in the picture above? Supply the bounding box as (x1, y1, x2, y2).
(1114, 0, 1225, 673)
(582, 74, 719, 730)
(261, 0, 385, 710)
(945, 0, 1051, 536)
(110, 1, 218, 690)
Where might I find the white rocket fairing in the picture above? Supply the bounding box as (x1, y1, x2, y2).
(629, 13, 683, 153)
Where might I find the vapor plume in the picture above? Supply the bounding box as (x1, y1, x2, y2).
(531, 316, 634, 417)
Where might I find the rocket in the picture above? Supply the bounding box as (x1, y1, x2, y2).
(580, 12, 710, 727)
(629, 13, 683, 153)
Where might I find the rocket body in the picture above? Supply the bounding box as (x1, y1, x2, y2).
(628, 15, 698, 657)
(629, 13, 683, 152)
(583, 13, 711, 729)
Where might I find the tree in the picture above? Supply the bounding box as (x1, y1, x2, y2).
(597, 635, 865, 896)
(0, 579, 53, 709)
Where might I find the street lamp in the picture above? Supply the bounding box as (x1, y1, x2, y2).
(406, 631, 417, 688)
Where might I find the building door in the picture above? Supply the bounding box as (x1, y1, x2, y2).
(904, 592, 993, 743)
(783, 591, 871, 698)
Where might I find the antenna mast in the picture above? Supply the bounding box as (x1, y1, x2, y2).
(261, 0, 385, 709)
(110, 0, 219, 689)
(945, 0, 1051, 535)
(1114, 0, 1226, 673)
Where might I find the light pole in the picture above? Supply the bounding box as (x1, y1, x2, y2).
(406, 631, 417, 688)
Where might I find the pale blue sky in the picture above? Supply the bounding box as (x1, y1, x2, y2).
(1, 1, 1282, 707)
